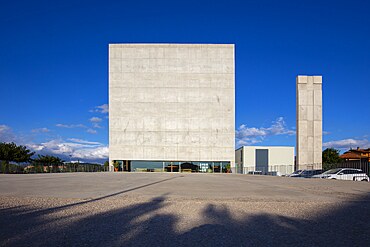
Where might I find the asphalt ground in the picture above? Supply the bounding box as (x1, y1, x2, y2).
(0, 173, 369, 246)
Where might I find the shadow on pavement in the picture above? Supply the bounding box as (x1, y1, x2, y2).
(0, 188, 369, 246)
(4, 175, 182, 217)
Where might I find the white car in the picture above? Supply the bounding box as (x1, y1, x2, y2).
(312, 168, 369, 181)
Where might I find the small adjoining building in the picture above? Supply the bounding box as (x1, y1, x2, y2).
(235, 146, 294, 175)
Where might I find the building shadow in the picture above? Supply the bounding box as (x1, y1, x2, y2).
(0, 190, 369, 246)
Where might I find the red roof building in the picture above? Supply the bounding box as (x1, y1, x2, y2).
(340, 147, 370, 161)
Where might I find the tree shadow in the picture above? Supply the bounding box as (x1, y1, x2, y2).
(0, 188, 369, 246)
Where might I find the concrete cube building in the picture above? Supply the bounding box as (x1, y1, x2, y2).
(296, 75, 322, 170)
(109, 44, 235, 172)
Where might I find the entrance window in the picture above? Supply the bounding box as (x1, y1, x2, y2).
(131, 161, 163, 172)
(164, 162, 179, 172)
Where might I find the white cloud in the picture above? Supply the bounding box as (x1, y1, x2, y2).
(31, 128, 50, 133)
(0, 124, 15, 142)
(87, 128, 97, 134)
(90, 104, 108, 114)
(56, 124, 86, 128)
(92, 123, 102, 129)
(235, 117, 295, 148)
(73, 146, 109, 160)
(89, 117, 102, 123)
(236, 125, 267, 138)
(27, 138, 108, 163)
(0, 125, 10, 132)
(1, 124, 107, 163)
(236, 138, 263, 147)
(266, 117, 296, 136)
(68, 138, 101, 145)
(28, 139, 72, 154)
(323, 138, 370, 150)
(27, 143, 46, 151)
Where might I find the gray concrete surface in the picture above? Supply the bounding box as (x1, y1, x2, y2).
(296, 75, 323, 170)
(109, 44, 235, 169)
(0, 173, 369, 201)
(1, 173, 369, 246)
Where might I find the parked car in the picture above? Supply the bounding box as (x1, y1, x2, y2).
(247, 171, 263, 175)
(312, 168, 369, 181)
(292, 169, 323, 178)
(288, 170, 303, 177)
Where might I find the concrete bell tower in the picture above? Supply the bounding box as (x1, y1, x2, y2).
(296, 75, 322, 170)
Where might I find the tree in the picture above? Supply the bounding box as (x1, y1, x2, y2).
(104, 160, 109, 171)
(0, 142, 35, 173)
(322, 148, 343, 171)
(33, 155, 64, 173)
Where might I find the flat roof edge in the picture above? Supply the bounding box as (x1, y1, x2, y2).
(109, 43, 235, 48)
(236, 146, 295, 150)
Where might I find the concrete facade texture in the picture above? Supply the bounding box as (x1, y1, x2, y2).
(235, 146, 294, 175)
(109, 44, 235, 169)
(296, 75, 323, 170)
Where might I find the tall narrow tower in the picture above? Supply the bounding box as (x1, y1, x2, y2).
(296, 75, 322, 170)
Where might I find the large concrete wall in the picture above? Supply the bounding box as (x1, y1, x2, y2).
(296, 75, 322, 170)
(109, 44, 235, 169)
(269, 147, 295, 167)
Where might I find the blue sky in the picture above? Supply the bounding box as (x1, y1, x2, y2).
(1, 0, 369, 163)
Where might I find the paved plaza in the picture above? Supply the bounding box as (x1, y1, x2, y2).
(0, 173, 369, 246)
